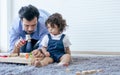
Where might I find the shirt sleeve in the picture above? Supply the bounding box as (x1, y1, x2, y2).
(8, 17, 20, 53)
(63, 35, 72, 48)
(38, 9, 50, 49)
(40, 35, 49, 47)
(39, 9, 50, 18)
(38, 9, 50, 23)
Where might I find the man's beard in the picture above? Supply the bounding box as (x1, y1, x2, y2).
(27, 31, 34, 34)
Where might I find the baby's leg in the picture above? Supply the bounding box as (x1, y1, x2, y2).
(32, 57, 53, 67)
(40, 57, 53, 66)
(58, 54, 71, 66)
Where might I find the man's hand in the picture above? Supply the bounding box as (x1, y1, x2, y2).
(15, 39, 26, 49)
(32, 49, 44, 58)
(13, 39, 26, 54)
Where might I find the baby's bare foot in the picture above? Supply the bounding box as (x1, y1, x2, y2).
(57, 62, 69, 67)
(34, 60, 42, 67)
(63, 63, 68, 67)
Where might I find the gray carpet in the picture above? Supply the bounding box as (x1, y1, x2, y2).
(0, 56, 120, 75)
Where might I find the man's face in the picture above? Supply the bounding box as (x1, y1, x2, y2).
(22, 17, 37, 34)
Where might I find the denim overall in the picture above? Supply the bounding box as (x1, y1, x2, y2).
(47, 34, 65, 62)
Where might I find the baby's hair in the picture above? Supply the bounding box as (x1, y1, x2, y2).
(45, 13, 67, 32)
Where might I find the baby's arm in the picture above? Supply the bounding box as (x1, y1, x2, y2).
(65, 47, 71, 55)
(41, 46, 50, 57)
(63, 35, 71, 55)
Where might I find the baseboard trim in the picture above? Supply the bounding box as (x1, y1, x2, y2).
(71, 51, 120, 55)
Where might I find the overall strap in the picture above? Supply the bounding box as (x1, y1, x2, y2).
(47, 34, 52, 40)
(60, 34, 65, 41)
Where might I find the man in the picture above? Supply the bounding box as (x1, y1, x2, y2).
(9, 5, 50, 57)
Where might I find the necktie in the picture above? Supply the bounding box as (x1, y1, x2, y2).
(25, 34, 32, 52)
(26, 40, 32, 52)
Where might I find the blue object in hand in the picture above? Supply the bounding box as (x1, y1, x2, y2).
(26, 40, 32, 52)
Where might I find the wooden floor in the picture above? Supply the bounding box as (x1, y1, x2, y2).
(71, 51, 120, 56)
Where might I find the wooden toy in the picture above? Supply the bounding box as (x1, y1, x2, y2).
(86, 69, 103, 74)
(76, 71, 81, 75)
(66, 68, 70, 72)
(87, 70, 97, 74)
(81, 71, 89, 75)
(75, 69, 103, 75)
(0, 53, 32, 65)
(25, 53, 29, 59)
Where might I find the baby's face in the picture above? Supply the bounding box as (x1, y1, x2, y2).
(47, 24, 60, 35)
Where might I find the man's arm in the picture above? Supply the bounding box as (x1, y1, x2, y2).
(12, 39, 26, 55)
(37, 9, 50, 49)
(9, 27, 20, 53)
(8, 18, 20, 53)
(12, 46, 20, 55)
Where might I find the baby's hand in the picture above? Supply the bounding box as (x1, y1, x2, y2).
(32, 49, 44, 58)
(45, 52, 50, 57)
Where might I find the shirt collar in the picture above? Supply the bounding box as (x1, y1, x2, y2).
(50, 33, 63, 38)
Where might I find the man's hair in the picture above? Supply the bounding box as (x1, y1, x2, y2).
(19, 4, 39, 21)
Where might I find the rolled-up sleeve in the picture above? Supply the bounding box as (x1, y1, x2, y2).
(37, 9, 50, 49)
(8, 18, 20, 52)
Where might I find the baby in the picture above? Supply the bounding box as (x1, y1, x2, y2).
(32, 13, 71, 67)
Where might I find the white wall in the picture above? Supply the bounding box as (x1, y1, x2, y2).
(1, 0, 120, 52)
(0, 0, 8, 52)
